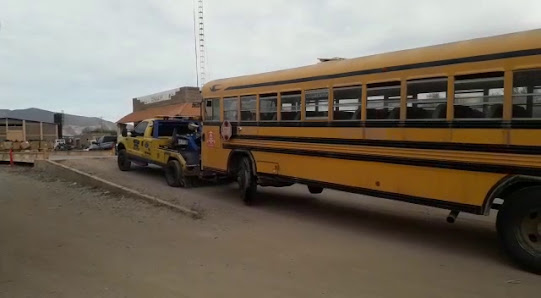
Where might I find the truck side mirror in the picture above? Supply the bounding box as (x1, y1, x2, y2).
(121, 128, 128, 137)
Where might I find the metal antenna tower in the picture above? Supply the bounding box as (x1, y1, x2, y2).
(193, 0, 207, 88)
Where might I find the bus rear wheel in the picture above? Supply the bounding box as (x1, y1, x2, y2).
(238, 157, 257, 205)
(497, 186, 541, 274)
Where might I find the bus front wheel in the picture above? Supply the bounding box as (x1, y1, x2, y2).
(497, 186, 541, 274)
(238, 157, 257, 205)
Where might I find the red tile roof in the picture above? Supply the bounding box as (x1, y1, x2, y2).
(117, 103, 201, 124)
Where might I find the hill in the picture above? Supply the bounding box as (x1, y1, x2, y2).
(1, 108, 117, 136)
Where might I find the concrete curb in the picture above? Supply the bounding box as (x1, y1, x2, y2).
(34, 160, 201, 219)
(49, 149, 114, 157)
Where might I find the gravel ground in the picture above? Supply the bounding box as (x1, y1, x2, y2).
(1, 162, 540, 297)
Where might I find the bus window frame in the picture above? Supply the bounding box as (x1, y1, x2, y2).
(332, 84, 363, 121)
(305, 88, 330, 121)
(405, 77, 449, 121)
(240, 94, 257, 122)
(223, 96, 240, 122)
(453, 71, 505, 120)
(259, 93, 279, 122)
(365, 81, 402, 121)
(511, 68, 541, 120)
(204, 98, 221, 122)
(280, 90, 303, 122)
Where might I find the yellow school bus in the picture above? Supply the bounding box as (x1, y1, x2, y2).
(201, 29, 541, 273)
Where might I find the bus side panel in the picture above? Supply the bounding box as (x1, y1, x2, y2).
(510, 129, 541, 147)
(451, 129, 506, 145)
(400, 128, 451, 143)
(256, 127, 363, 139)
(253, 126, 510, 147)
(252, 151, 504, 207)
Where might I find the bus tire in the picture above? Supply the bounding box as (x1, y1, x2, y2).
(496, 186, 541, 274)
(238, 157, 257, 205)
(308, 185, 323, 194)
(165, 160, 184, 187)
(117, 149, 131, 171)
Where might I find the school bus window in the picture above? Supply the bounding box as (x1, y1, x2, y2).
(280, 91, 301, 121)
(512, 69, 541, 119)
(333, 86, 362, 120)
(366, 82, 401, 120)
(407, 78, 447, 119)
(260, 93, 278, 121)
(305, 89, 329, 119)
(204, 98, 220, 121)
(240, 95, 257, 121)
(223, 97, 239, 121)
(454, 72, 504, 119)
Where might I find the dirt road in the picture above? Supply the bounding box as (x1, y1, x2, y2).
(1, 163, 540, 297)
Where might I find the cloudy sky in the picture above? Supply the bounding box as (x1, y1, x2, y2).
(1, 0, 540, 121)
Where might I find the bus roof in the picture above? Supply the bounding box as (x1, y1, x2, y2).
(202, 29, 541, 95)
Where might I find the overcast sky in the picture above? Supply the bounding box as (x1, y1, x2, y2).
(1, 0, 540, 121)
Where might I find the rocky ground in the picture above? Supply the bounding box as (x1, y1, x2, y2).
(1, 162, 539, 297)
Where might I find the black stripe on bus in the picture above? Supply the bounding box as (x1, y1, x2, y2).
(232, 135, 541, 155)
(223, 144, 541, 176)
(234, 120, 501, 128)
(257, 173, 481, 214)
(223, 48, 541, 91)
(203, 120, 541, 129)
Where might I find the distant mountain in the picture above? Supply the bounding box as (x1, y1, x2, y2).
(1, 108, 116, 136)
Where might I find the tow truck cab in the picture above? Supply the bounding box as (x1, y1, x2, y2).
(116, 116, 202, 187)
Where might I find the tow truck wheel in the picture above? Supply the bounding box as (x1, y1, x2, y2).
(117, 149, 131, 171)
(497, 186, 541, 274)
(165, 160, 185, 187)
(238, 157, 257, 205)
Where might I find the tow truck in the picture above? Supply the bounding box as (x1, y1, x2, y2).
(116, 116, 203, 187)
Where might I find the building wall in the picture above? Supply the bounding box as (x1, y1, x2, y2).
(6, 119, 23, 141)
(133, 87, 201, 112)
(0, 120, 5, 141)
(25, 121, 41, 141)
(0, 118, 58, 150)
(1, 118, 58, 142)
(42, 122, 57, 141)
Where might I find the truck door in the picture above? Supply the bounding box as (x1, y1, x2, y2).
(140, 121, 153, 160)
